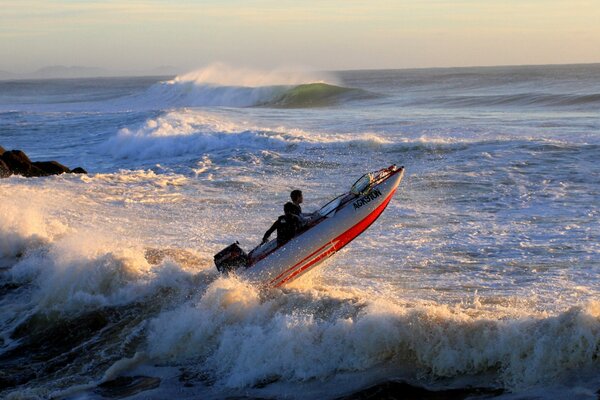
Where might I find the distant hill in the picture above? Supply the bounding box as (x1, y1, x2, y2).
(0, 65, 181, 80)
(0, 70, 17, 80)
(31, 66, 111, 79)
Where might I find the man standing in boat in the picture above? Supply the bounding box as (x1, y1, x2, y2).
(290, 189, 316, 225)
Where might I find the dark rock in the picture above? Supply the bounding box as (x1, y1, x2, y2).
(0, 150, 47, 177)
(0, 148, 88, 178)
(0, 367, 37, 391)
(1, 150, 31, 172)
(70, 167, 88, 174)
(0, 159, 10, 178)
(32, 160, 71, 175)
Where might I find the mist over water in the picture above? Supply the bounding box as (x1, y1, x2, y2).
(1, 64, 599, 399)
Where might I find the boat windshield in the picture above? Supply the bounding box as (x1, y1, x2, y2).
(318, 196, 343, 218)
(351, 165, 398, 195)
(350, 173, 374, 195)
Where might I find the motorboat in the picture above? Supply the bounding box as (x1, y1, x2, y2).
(214, 165, 405, 287)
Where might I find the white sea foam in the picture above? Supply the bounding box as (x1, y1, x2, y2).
(0, 179, 208, 314)
(0, 181, 68, 259)
(144, 277, 600, 390)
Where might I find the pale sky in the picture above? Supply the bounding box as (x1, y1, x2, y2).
(1, 0, 599, 73)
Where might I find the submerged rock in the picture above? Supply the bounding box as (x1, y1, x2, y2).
(335, 381, 504, 400)
(0, 146, 87, 178)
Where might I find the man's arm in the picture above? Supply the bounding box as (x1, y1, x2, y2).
(298, 211, 317, 226)
(262, 220, 278, 243)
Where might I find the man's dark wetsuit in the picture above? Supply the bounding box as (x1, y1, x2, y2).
(288, 200, 314, 226)
(263, 202, 302, 246)
(262, 212, 302, 246)
(288, 202, 302, 216)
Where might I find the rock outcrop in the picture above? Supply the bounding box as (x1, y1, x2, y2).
(31, 161, 71, 175)
(0, 147, 87, 178)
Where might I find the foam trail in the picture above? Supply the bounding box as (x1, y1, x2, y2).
(102, 110, 391, 161)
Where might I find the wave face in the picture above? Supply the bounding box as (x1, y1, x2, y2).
(1, 63, 600, 399)
(261, 83, 375, 108)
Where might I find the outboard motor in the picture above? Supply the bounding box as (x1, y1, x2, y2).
(214, 242, 248, 273)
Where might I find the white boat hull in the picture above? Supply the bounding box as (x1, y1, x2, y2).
(242, 166, 404, 287)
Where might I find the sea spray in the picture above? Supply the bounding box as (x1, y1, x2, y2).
(172, 63, 337, 87)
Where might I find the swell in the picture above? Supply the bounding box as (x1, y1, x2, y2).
(423, 92, 600, 109)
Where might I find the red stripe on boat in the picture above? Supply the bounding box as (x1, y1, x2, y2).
(268, 240, 334, 285)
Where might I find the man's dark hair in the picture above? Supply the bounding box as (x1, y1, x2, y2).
(290, 190, 302, 202)
(284, 202, 296, 214)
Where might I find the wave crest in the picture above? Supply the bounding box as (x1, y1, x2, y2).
(132, 64, 371, 109)
(172, 63, 336, 87)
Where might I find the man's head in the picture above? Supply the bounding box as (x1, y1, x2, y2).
(291, 189, 303, 204)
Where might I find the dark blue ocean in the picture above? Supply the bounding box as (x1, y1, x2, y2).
(1, 64, 599, 399)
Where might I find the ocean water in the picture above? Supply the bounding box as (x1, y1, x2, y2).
(0, 63, 599, 399)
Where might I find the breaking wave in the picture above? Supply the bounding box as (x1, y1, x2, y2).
(102, 108, 594, 164)
(134, 64, 374, 109)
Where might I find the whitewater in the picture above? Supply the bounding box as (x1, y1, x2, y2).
(1, 63, 599, 399)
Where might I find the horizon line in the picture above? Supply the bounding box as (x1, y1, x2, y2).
(1, 61, 599, 81)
